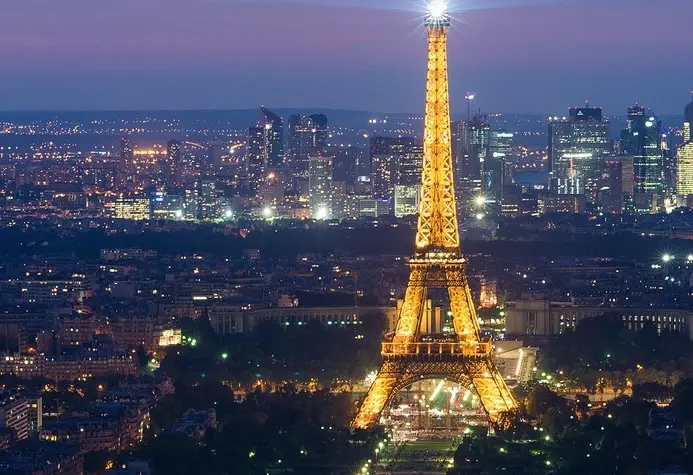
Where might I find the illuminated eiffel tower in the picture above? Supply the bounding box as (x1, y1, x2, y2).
(351, 1, 516, 430)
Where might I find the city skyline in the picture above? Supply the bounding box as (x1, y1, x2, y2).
(1, 0, 692, 113)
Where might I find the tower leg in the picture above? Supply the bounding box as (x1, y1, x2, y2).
(447, 268, 481, 343)
(393, 268, 428, 343)
(352, 371, 400, 430)
(470, 359, 516, 427)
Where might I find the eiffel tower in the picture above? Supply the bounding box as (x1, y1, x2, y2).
(351, 1, 517, 430)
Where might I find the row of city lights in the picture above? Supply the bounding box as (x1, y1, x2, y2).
(661, 253, 693, 262)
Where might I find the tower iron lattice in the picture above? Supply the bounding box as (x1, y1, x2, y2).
(351, 3, 517, 431)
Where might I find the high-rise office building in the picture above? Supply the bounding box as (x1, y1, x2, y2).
(199, 180, 218, 219)
(184, 181, 201, 220)
(677, 142, 693, 197)
(166, 140, 181, 183)
(684, 92, 693, 143)
(288, 115, 313, 170)
(311, 113, 328, 154)
(369, 136, 423, 199)
(332, 146, 361, 185)
(600, 160, 624, 214)
(309, 155, 333, 219)
(451, 116, 490, 191)
(120, 138, 133, 175)
(207, 140, 224, 171)
(288, 113, 328, 172)
(488, 130, 514, 200)
(261, 107, 284, 170)
(548, 105, 610, 199)
(246, 127, 265, 192)
(620, 104, 663, 211)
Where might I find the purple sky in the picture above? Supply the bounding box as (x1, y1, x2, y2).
(1, 0, 691, 114)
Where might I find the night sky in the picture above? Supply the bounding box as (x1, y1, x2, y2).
(2, 0, 691, 114)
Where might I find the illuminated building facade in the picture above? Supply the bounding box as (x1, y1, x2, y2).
(119, 138, 133, 176)
(358, 198, 391, 218)
(451, 116, 489, 193)
(394, 185, 419, 217)
(369, 136, 423, 199)
(676, 142, 693, 196)
(246, 126, 265, 192)
(548, 105, 610, 200)
(0, 393, 29, 441)
(352, 2, 516, 431)
(184, 181, 201, 220)
(261, 107, 284, 170)
(288, 113, 328, 172)
(166, 139, 181, 183)
(308, 155, 333, 219)
(150, 192, 185, 220)
(620, 105, 663, 212)
(113, 197, 150, 221)
(488, 130, 514, 201)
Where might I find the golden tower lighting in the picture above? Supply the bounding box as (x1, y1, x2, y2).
(351, 1, 517, 431)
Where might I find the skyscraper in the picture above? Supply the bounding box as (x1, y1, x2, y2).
(310, 113, 328, 154)
(120, 138, 133, 175)
(451, 115, 489, 191)
(600, 160, 624, 214)
(309, 155, 333, 219)
(287, 113, 328, 172)
(676, 142, 693, 198)
(166, 140, 181, 183)
(620, 104, 663, 211)
(488, 130, 514, 201)
(207, 140, 224, 171)
(684, 92, 693, 143)
(369, 136, 423, 199)
(246, 127, 265, 192)
(548, 105, 610, 199)
(260, 107, 284, 170)
(331, 146, 361, 185)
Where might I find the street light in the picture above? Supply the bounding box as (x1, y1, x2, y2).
(474, 195, 486, 207)
(662, 253, 673, 263)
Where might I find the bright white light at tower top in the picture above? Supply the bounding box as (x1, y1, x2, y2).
(428, 0, 446, 17)
(425, 0, 450, 26)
